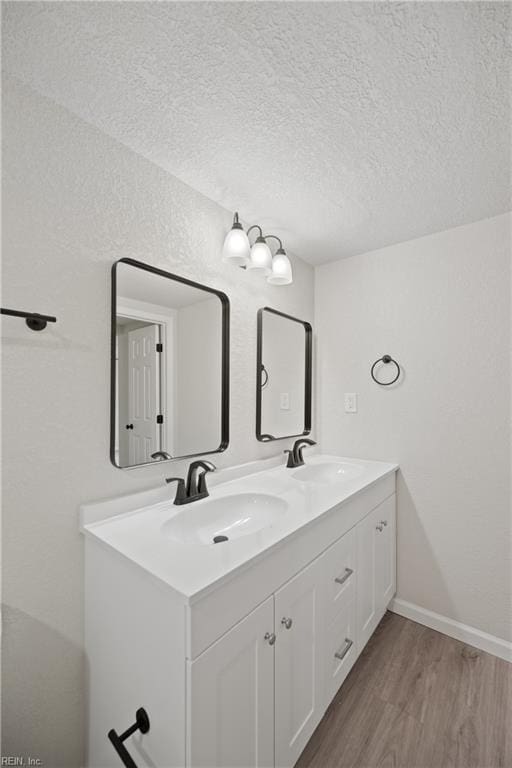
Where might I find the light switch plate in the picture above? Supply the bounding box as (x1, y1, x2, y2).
(280, 393, 290, 410)
(344, 393, 358, 413)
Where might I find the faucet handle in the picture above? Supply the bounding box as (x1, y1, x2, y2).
(284, 450, 295, 469)
(165, 477, 187, 505)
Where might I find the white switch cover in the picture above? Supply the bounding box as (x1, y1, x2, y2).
(344, 393, 358, 413)
(280, 393, 290, 410)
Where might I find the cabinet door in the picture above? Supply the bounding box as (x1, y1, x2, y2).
(356, 494, 397, 651)
(274, 558, 324, 768)
(356, 505, 379, 652)
(375, 494, 396, 612)
(187, 596, 274, 768)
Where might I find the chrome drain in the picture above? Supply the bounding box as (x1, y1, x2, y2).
(213, 535, 229, 544)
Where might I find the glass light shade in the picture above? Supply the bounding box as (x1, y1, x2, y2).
(267, 250, 293, 285)
(222, 226, 250, 266)
(247, 239, 272, 275)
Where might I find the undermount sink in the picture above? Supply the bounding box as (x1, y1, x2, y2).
(292, 461, 363, 484)
(161, 493, 288, 546)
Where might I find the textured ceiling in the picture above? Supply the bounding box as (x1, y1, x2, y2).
(3, 1, 511, 264)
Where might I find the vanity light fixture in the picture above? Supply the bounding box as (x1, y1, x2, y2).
(222, 212, 293, 285)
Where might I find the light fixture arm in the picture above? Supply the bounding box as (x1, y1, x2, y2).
(247, 224, 264, 242)
(262, 234, 284, 251)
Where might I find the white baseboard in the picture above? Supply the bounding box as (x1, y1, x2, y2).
(389, 598, 512, 663)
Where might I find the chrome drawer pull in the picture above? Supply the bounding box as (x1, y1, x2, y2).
(281, 617, 293, 630)
(334, 638, 354, 661)
(264, 632, 276, 646)
(380, 520, 388, 526)
(334, 567, 353, 585)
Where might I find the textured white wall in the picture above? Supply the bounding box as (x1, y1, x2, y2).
(1, 75, 314, 767)
(316, 214, 511, 642)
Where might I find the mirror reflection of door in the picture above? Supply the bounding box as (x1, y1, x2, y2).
(116, 318, 166, 466)
(127, 323, 159, 465)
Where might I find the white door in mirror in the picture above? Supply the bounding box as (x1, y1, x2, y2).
(128, 324, 160, 464)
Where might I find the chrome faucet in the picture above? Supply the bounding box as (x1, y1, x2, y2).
(284, 438, 316, 468)
(166, 460, 216, 505)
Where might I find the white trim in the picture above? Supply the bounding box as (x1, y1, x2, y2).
(389, 598, 512, 663)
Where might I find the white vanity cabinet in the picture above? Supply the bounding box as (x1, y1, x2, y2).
(83, 463, 397, 768)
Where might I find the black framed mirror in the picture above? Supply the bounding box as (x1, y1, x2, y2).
(256, 307, 312, 442)
(111, 258, 229, 468)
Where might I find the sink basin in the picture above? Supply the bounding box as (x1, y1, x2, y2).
(292, 461, 363, 484)
(161, 493, 288, 546)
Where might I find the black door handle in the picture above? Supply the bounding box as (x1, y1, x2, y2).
(108, 708, 150, 768)
(125, 424, 134, 430)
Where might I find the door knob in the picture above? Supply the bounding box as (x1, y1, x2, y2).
(281, 617, 293, 630)
(264, 632, 276, 646)
(125, 424, 134, 430)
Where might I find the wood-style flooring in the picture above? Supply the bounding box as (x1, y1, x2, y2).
(297, 612, 511, 768)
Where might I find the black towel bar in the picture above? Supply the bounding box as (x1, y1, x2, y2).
(1, 307, 57, 331)
(108, 708, 150, 768)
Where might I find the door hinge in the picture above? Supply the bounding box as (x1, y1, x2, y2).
(156, 414, 164, 424)
(156, 343, 163, 353)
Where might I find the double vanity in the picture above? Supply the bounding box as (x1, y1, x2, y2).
(82, 453, 397, 768)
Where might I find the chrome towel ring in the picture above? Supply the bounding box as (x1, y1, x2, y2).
(370, 355, 401, 386)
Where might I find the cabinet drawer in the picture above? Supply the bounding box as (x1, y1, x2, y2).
(322, 528, 356, 623)
(324, 599, 357, 706)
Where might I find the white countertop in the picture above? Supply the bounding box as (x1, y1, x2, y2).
(81, 455, 398, 601)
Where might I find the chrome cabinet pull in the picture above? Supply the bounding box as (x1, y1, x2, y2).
(264, 632, 276, 646)
(376, 525, 383, 532)
(334, 567, 354, 585)
(380, 520, 388, 526)
(334, 638, 354, 661)
(281, 617, 293, 630)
